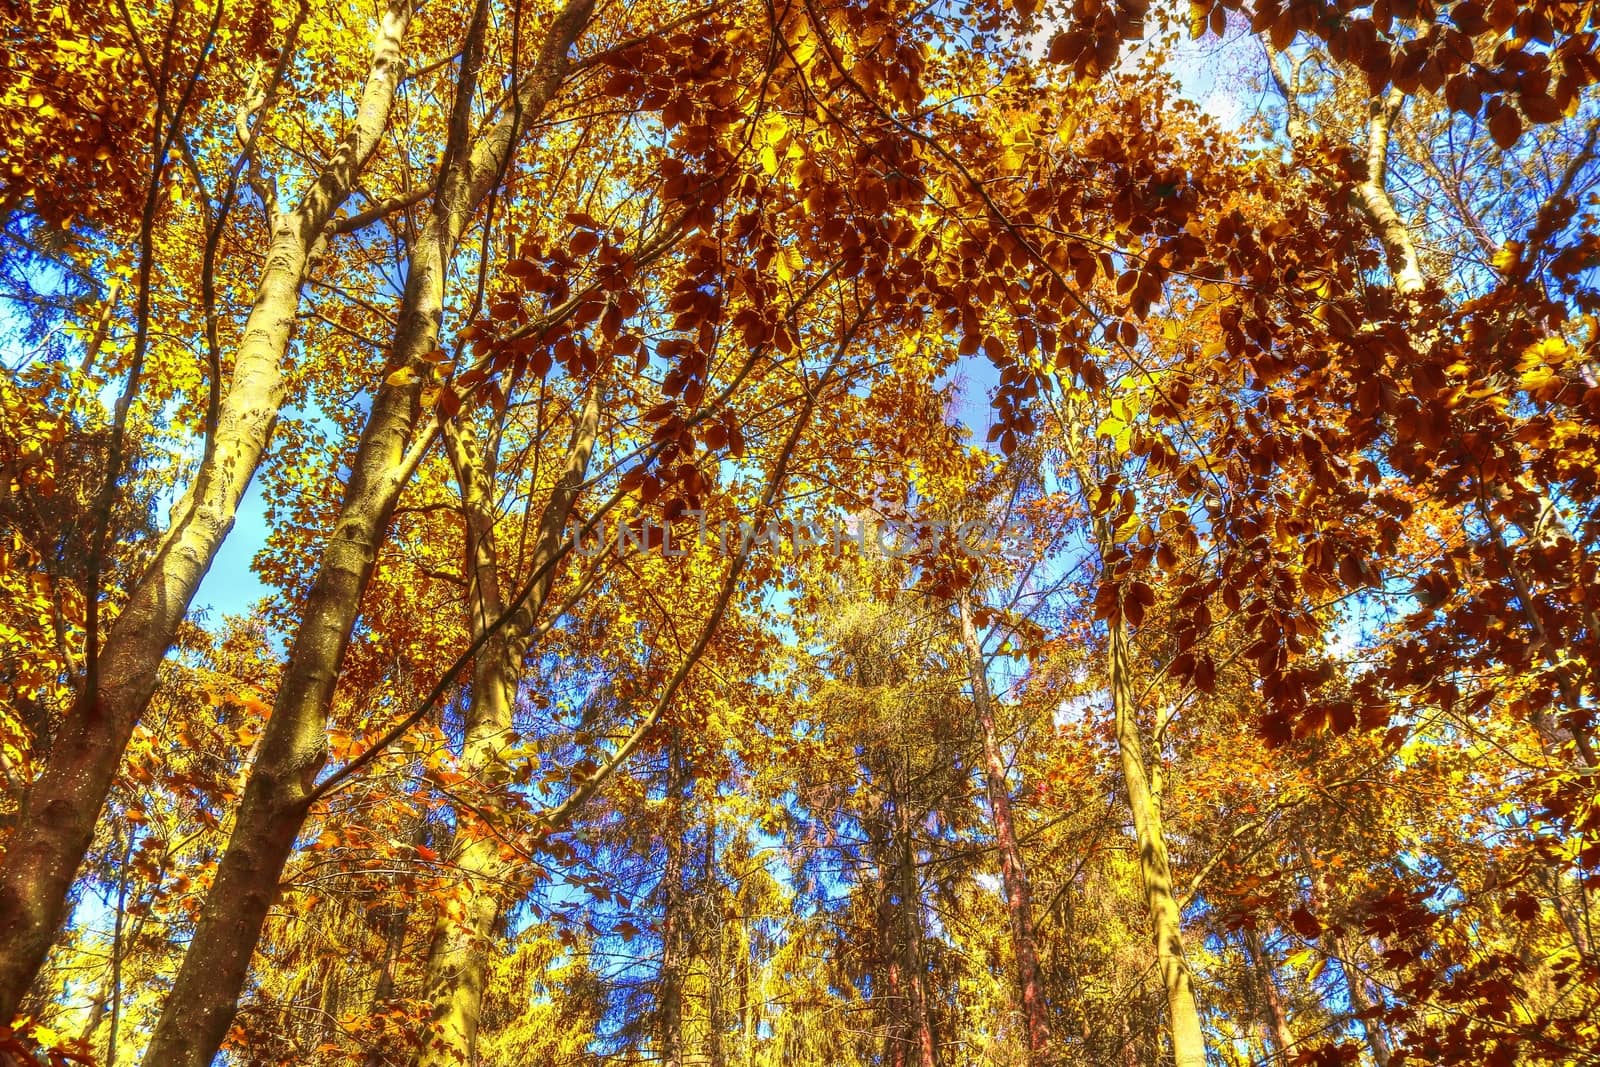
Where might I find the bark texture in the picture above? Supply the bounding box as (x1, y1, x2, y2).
(0, 2, 411, 1021)
(1243, 926, 1294, 1064)
(1331, 931, 1392, 1067)
(1108, 611, 1208, 1067)
(656, 745, 690, 1067)
(1350, 87, 1427, 294)
(894, 777, 939, 1067)
(957, 592, 1052, 1065)
(138, 4, 594, 1062)
(1353, 88, 1426, 296)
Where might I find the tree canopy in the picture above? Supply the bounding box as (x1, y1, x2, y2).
(2, 0, 1599, 1064)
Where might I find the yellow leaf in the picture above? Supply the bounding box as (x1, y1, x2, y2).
(775, 246, 801, 283)
(1534, 337, 1572, 364)
(1095, 416, 1132, 452)
(758, 112, 786, 147)
(1095, 416, 1124, 440)
(1520, 366, 1558, 390)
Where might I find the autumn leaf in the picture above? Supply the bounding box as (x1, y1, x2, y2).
(1488, 102, 1522, 148)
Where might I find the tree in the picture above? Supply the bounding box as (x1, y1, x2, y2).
(6, 0, 1600, 1064)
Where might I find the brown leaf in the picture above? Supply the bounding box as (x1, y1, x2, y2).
(1488, 102, 1522, 148)
(1288, 906, 1322, 940)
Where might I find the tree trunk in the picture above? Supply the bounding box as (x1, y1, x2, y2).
(406, 426, 520, 1067)
(425, 363, 814, 1061)
(957, 591, 1052, 1065)
(658, 745, 689, 1067)
(740, 922, 755, 1067)
(362, 905, 409, 1067)
(1353, 88, 1426, 296)
(1117, 1013, 1140, 1067)
(411, 833, 504, 1067)
(869, 811, 909, 1067)
(411, 355, 608, 1065)
(1108, 610, 1207, 1067)
(704, 806, 726, 1067)
(140, 310, 433, 1067)
(138, 6, 596, 1061)
(77, 832, 133, 1061)
(1351, 81, 1596, 762)
(1330, 931, 1391, 1067)
(893, 777, 938, 1067)
(1242, 926, 1293, 1064)
(0, 2, 412, 1020)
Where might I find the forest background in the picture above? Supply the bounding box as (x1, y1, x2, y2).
(2, 0, 1600, 1065)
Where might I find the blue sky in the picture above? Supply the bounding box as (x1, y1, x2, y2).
(192, 468, 272, 621)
